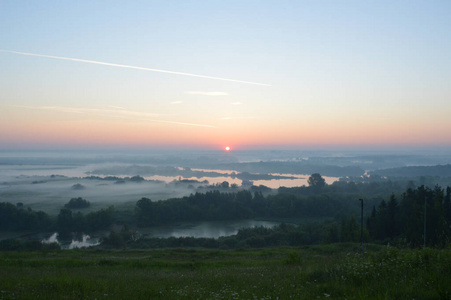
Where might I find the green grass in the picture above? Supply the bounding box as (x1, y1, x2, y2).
(0, 244, 449, 299)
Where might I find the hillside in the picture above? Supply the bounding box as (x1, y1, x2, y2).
(0, 244, 449, 299)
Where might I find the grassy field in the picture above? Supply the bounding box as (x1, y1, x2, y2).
(0, 244, 449, 299)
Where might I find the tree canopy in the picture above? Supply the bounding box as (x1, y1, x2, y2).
(308, 173, 326, 189)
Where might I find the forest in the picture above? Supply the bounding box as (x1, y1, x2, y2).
(1, 176, 450, 250)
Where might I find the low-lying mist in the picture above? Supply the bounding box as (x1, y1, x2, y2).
(0, 173, 197, 215)
(1, 149, 451, 216)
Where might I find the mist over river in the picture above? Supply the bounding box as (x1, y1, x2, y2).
(138, 219, 280, 239)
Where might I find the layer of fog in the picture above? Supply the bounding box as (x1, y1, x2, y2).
(1, 149, 451, 216)
(2, 149, 451, 171)
(42, 232, 100, 249)
(0, 170, 197, 215)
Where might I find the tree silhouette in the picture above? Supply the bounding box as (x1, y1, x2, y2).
(308, 173, 326, 189)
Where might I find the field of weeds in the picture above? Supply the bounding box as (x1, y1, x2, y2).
(0, 244, 449, 299)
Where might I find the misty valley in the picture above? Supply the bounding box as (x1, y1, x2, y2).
(1, 150, 451, 299)
(1, 149, 451, 246)
(0, 150, 339, 245)
(2, 1, 451, 298)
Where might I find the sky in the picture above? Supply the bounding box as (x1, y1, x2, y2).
(1, 1, 450, 151)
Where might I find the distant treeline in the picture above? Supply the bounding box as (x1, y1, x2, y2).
(134, 190, 364, 227)
(87, 162, 367, 178)
(371, 164, 451, 178)
(278, 179, 408, 197)
(214, 161, 365, 177)
(88, 165, 297, 181)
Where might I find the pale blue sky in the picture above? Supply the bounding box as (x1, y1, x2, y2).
(1, 1, 450, 149)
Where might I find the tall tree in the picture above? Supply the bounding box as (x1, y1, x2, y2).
(308, 173, 326, 189)
(445, 187, 451, 228)
(386, 194, 399, 238)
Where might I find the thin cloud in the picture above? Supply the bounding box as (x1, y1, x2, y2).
(170, 101, 183, 104)
(8, 104, 215, 128)
(231, 102, 243, 105)
(0, 49, 271, 86)
(219, 116, 259, 120)
(108, 105, 126, 110)
(10, 105, 164, 117)
(138, 118, 216, 128)
(185, 91, 229, 96)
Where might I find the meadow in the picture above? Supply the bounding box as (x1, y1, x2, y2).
(0, 244, 449, 299)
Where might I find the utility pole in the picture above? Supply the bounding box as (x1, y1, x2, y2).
(359, 198, 364, 254)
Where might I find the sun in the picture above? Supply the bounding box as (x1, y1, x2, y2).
(225, 146, 231, 151)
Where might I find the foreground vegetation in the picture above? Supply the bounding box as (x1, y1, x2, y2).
(0, 244, 449, 299)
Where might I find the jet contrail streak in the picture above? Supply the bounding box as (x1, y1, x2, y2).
(0, 49, 271, 86)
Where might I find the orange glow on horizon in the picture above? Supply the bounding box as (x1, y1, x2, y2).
(1, 109, 450, 149)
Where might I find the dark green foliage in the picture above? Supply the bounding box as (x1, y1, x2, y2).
(340, 215, 359, 242)
(445, 187, 451, 226)
(133, 184, 450, 248)
(135, 191, 346, 227)
(135, 190, 258, 226)
(85, 206, 114, 230)
(102, 224, 137, 248)
(0, 246, 449, 299)
(64, 197, 90, 209)
(0, 239, 60, 251)
(108, 221, 338, 249)
(132, 184, 451, 249)
(0, 202, 52, 231)
(308, 173, 326, 189)
(57, 206, 114, 237)
(367, 185, 450, 247)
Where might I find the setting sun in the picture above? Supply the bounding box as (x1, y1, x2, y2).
(225, 146, 231, 151)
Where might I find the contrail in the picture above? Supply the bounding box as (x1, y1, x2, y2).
(0, 49, 271, 86)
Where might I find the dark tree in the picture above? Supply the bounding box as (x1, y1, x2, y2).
(57, 208, 74, 238)
(386, 194, 399, 238)
(366, 205, 377, 239)
(135, 198, 155, 226)
(86, 206, 114, 230)
(220, 181, 229, 188)
(445, 187, 451, 228)
(71, 183, 85, 190)
(308, 173, 326, 189)
(65, 197, 90, 209)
